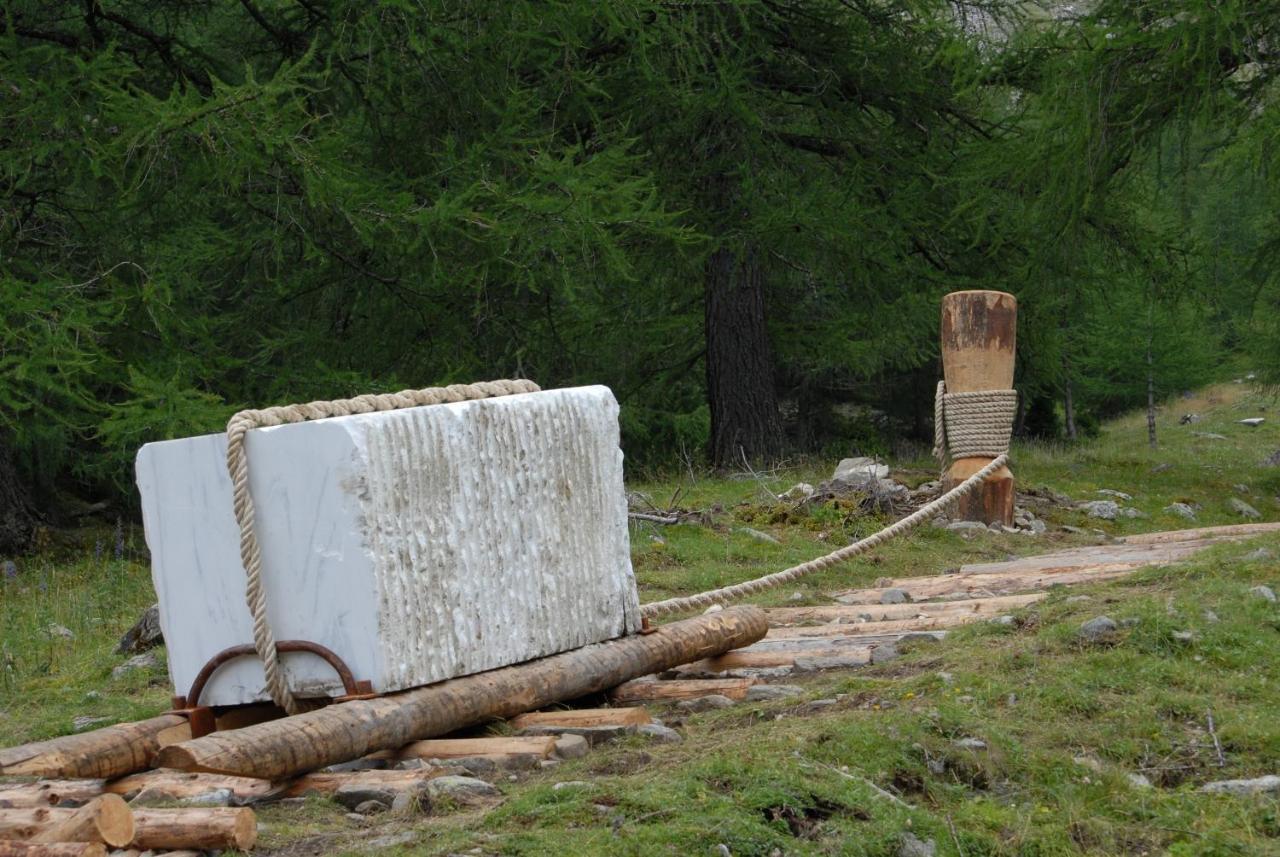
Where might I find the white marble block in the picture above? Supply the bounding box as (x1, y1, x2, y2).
(136, 386, 640, 707)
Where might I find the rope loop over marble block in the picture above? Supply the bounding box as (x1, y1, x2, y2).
(225, 379, 540, 714)
(932, 382, 1018, 466)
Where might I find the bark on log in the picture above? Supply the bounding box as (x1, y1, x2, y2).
(0, 843, 107, 857)
(128, 808, 256, 852)
(508, 708, 650, 730)
(158, 607, 767, 780)
(608, 678, 758, 704)
(281, 768, 445, 798)
(104, 770, 279, 803)
(0, 796, 133, 847)
(940, 290, 1017, 525)
(0, 717, 190, 780)
(394, 737, 554, 761)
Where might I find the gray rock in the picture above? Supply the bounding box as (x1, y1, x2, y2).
(833, 457, 889, 482)
(333, 783, 398, 810)
(46, 623, 74, 640)
(129, 785, 234, 807)
(1078, 616, 1118, 642)
(677, 694, 736, 713)
(1079, 500, 1119, 520)
(794, 655, 868, 672)
(539, 759, 561, 769)
(799, 698, 839, 713)
(1199, 775, 1280, 796)
(789, 591, 805, 602)
(1119, 618, 1140, 628)
(1242, 548, 1274, 562)
(1203, 609, 1220, 623)
(880, 588, 912, 604)
(522, 724, 633, 746)
(1127, 773, 1153, 789)
(1229, 498, 1261, 519)
(1097, 489, 1133, 501)
(426, 775, 501, 802)
(713, 844, 732, 857)
(72, 715, 111, 731)
(869, 644, 900, 665)
(1063, 594, 1092, 604)
(954, 737, 987, 751)
(947, 520, 989, 532)
(899, 631, 945, 643)
(551, 780, 592, 791)
(744, 684, 804, 702)
(637, 723, 683, 743)
(353, 799, 389, 815)
(116, 603, 163, 655)
(1250, 585, 1277, 603)
(1172, 630, 1196, 643)
(1263, 449, 1280, 468)
(736, 526, 780, 545)
(898, 831, 937, 857)
(1239, 418, 1266, 427)
(369, 831, 419, 848)
(781, 483, 814, 501)
(111, 651, 160, 680)
(1119, 507, 1145, 519)
(1193, 432, 1228, 440)
(992, 615, 1016, 626)
(553, 734, 590, 759)
(1164, 503, 1198, 521)
(391, 790, 428, 815)
(1180, 413, 1202, 424)
(327, 756, 391, 773)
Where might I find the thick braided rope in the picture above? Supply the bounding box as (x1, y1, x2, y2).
(639, 452, 1009, 618)
(932, 382, 1018, 464)
(226, 379, 540, 713)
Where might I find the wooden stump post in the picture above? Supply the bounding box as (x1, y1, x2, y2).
(940, 290, 1017, 526)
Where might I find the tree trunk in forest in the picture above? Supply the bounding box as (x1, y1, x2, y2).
(704, 244, 784, 468)
(1062, 353, 1077, 441)
(0, 442, 38, 555)
(1146, 300, 1157, 449)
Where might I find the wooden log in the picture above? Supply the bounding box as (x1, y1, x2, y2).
(765, 616, 964, 638)
(834, 566, 1139, 604)
(0, 796, 133, 847)
(281, 768, 444, 798)
(508, 708, 650, 730)
(763, 593, 1045, 624)
(395, 737, 555, 761)
(129, 808, 256, 852)
(156, 606, 766, 781)
(608, 678, 759, 704)
(940, 290, 1017, 526)
(104, 770, 279, 803)
(1120, 522, 1280, 545)
(679, 645, 872, 672)
(0, 781, 104, 809)
(0, 718, 190, 780)
(0, 842, 107, 857)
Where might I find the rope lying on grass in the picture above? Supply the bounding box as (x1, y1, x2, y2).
(638, 452, 1009, 618)
(226, 379, 540, 714)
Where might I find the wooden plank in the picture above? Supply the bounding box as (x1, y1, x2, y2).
(764, 593, 1044, 624)
(395, 737, 555, 761)
(0, 781, 105, 810)
(765, 616, 965, 639)
(104, 770, 279, 803)
(680, 646, 872, 672)
(1120, 522, 1280, 544)
(157, 607, 766, 781)
(609, 678, 758, 704)
(957, 539, 1227, 576)
(508, 708, 651, 730)
(282, 768, 444, 798)
(834, 566, 1138, 604)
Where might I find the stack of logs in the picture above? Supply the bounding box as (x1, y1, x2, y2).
(0, 608, 767, 854)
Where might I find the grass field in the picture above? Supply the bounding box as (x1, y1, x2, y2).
(2, 383, 1279, 855)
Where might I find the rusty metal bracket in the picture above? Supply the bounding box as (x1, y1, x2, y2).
(168, 640, 375, 736)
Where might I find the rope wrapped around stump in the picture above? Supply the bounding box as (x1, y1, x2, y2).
(932, 381, 1018, 465)
(225, 379, 540, 714)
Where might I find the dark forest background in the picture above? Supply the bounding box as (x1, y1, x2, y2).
(3, 0, 1279, 552)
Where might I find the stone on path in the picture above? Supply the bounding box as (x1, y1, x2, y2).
(136, 386, 640, 706)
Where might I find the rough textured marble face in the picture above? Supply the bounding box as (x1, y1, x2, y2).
(136, 386, 640, 706)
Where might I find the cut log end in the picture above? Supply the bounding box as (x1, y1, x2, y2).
(30, 795, 133, 848)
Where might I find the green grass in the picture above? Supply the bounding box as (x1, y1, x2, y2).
(3, 383, 1279, 855)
